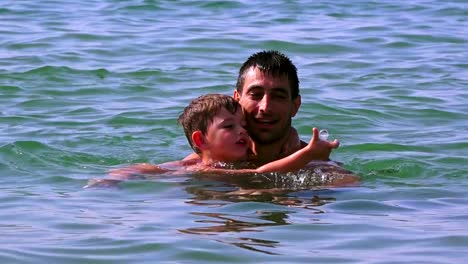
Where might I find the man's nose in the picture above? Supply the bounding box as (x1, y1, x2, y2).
(258, 95, 270, 113)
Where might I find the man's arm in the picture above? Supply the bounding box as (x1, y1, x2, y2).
(84, 163, 171, 188)
(107, 163, 170, 179)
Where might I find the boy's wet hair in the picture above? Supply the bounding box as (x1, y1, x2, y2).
(236, 50, 300, 99)
(177, 94, 240, 154)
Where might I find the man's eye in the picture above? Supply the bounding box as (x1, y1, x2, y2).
(276, 95, 288, 100)
(273, 93, 288, 100)
(248, 92, 263, 99)
(223, 125, 234, 129)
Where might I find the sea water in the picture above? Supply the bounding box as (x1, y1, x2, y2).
(1, 0, 467, 263)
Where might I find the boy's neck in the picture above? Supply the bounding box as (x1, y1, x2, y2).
(200, 152, 229, 166)
(200, 151, 250, 168)
(201, 155, 216, 166)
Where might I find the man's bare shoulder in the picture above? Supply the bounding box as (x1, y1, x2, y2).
(183, 152, 200, 161)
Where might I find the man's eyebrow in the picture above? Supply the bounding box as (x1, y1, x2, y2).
(270, 87, 290, 94)
(271, 87, 288, 91)
(245, 85, 263, 91)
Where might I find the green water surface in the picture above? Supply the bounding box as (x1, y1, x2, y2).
(1, 0, 467, 263)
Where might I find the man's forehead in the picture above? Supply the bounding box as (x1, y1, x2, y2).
(245, 67, 289, 84)
(246, 66, 289, 78)
(243, 68, 291, 93)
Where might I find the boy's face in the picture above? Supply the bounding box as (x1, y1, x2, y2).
(234, 66, 301, 145)
(204, 107, 250, 162)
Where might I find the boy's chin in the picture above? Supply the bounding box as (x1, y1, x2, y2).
(226, 153, 248, 163)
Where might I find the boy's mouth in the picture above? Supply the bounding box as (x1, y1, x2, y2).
(236, 138, 248, 145)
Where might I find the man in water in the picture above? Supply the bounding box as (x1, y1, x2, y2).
(185, 50, 339, 165)
(85, 94, 357, 188)
(86, 50, 353, 188)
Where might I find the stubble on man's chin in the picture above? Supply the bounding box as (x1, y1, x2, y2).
(250, 131, 283, 145)
(248, 121, 292, 146)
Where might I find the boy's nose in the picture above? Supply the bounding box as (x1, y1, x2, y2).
(239, 126, 247, 135)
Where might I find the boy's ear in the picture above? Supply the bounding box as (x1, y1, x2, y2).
(192, 131, 207, 150)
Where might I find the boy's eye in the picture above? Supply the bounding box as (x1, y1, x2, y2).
(223, 124, 234, 129)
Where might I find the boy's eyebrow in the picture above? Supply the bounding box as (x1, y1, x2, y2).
(219, 117, 235, 123)
(218, 115, 242, 125)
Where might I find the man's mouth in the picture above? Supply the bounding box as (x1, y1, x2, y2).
(253, 117, 277, 127)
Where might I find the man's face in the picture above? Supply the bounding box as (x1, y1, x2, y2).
(234, 66, 301, 145)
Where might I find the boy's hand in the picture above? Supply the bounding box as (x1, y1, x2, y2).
(306, 127, 340, 161)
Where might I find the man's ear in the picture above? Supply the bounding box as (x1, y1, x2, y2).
(233, 90, 241, 101)
(192, 130, 207, 150)
(291, 95, 301, 117)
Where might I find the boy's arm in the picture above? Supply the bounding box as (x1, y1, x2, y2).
(280, 127, 340, 161)
(203, 128, 326, 175)
(255, 127, 323, 173)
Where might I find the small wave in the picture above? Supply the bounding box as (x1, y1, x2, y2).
(0, 141, 119, 177)
(396, 33, 465, 44)
(0, 85, 23, 93)
(22, 65, 111, 78)
(260, 40, 356, 54)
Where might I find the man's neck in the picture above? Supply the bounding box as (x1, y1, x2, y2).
(250, 129, 291, 165)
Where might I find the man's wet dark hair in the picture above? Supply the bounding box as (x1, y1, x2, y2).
(235, 50, 300, 99)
